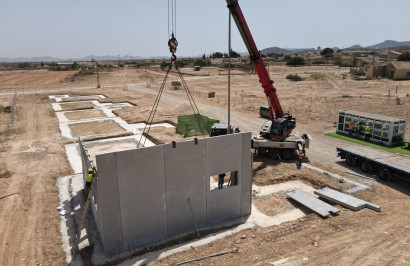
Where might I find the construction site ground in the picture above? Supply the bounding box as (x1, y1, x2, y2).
(0, 66, 410, 265)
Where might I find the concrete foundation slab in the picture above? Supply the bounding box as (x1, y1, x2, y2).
(287, 190, 340, 218)
(314, 187, 381, 212)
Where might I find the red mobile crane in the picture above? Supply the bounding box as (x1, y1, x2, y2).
(226, 0, 296, 141)
(224, 0, 311, 161)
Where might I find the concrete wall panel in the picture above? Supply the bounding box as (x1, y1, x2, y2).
(163, 140, 207, 237)
(240, 132, 252, 216)
(205, 134, 242, 225)
(95, 152, 123, 255)
(205, 134, 242, 175)
(115, 146, 167, 249)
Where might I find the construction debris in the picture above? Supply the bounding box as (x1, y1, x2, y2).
(314, 187, 381, 212)
(287, 190, 340, 218)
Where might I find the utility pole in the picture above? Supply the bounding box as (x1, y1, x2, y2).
(227, 9, 231, 134)
(96, 61, 101, 88)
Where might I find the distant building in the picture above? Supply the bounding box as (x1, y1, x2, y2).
(386, 50, 402, 60)
(366, 61, 410, 80)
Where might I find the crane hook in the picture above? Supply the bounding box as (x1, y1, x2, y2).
(168, 33, 178, 55)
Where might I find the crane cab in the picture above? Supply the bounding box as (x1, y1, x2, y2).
(260, 115, 296, 141)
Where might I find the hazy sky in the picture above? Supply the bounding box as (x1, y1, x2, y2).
(1, 0, 409, 58)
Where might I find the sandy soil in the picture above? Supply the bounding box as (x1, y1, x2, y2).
(0, 66, 409, 265)
(60, 102, 95, 111)
(69, 120, 126, 137)
(64, 109, 105, 120)
(86, 141, 138, 163)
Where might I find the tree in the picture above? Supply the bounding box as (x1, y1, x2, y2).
(398, 52, 410, 61)
(193, 59, 207, 67)
(321, 48, 334, 58)
(229, 49, 241, 58)
(286, 57, 305, 66)
(211, 52, 223, 59)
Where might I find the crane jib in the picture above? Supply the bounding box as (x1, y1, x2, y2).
(226, 0, 285, 120)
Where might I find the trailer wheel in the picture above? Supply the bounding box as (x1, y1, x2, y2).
(361, 160, 373, 173)
(281, 149, 294, 160)
(378, 168, 392, 181)
(346, 154, 356, 166)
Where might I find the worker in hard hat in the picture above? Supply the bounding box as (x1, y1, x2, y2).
(85, 168, 94, 198)
(365, 125, 371, 141)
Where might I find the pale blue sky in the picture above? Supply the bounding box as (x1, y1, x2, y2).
(1, 0, 409, 58)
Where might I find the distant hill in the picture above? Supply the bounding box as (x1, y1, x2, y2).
(0, 55, 145, 63)
(2, 40, 409, 63)
(345, 40, 410, 50)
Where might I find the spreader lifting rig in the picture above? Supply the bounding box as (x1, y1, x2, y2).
(139, 33, 207, 147)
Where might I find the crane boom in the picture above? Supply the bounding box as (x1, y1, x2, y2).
(226, 0, 284, 120)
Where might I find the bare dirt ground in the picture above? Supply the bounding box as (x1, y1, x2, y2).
(0, 66, 409, 265)
(69, 121, 126, 137)
(64, 109, 105, 120)
(60, 102, 95, 111)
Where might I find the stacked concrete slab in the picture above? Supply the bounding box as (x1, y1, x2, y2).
(85, 132, 252, 256)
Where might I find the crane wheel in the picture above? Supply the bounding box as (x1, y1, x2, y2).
(269, 149, 281, 160)
(378, 168, 392, 181)
(361, 160, 373, 173)
(281, 149, 294, 160)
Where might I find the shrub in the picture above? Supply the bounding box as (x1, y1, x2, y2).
(286, 74, 303, 81)
(171, 81, 181, 90)
(351, 69, 364, 76)
(193, 59, 206, 67)
(286, 57, 305, 66)
(398, 52, 410, 61)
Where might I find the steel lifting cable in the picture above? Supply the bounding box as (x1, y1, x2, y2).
(140, 0, 207, 146)
(139, 63, 172, 147)
(174, 65, 208, 137)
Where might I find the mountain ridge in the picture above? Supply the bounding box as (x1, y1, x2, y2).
(1, 40, 409, 63)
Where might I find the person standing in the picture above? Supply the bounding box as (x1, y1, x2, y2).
(218, 173, 225, 189)
(365, 125, 371, 141)
(349, 122, 354, 136)
(85, 168, 94, 198)
(355, 124, 361, 138)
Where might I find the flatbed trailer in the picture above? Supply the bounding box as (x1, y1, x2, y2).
(337, 145, 410, 182)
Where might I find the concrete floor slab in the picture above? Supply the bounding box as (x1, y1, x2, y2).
(314, 187, 381, 212)
(287, 190, 340, 218)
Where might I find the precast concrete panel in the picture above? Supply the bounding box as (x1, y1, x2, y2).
(95, 152, 123, 255)
(205, 133, 242, 174)
(115, 146, 167, 249)
(240, 132, 252, 216)
(163, 139, 207, 237)
(206, 134, 242, 225)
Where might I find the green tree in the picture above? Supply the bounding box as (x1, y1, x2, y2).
(286, 57, 305, 66)
(321, 48, 334, 58)
(211, 52, 223, 59)
(229, 49, 241, 58)
(193, 59, 206, 67)
(398, 52, 410, 61)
